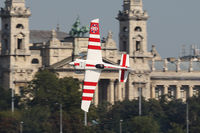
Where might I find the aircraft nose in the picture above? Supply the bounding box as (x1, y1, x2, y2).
(69, 62, 74, 65)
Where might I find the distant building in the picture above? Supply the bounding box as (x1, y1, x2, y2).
(0, 0, 200, 105)
(180, 44, 200, 61)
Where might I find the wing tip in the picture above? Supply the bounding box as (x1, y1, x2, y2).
(81, 101, 90, 112)
(81, 106, 89, 112)
(91, 18, 99, 23)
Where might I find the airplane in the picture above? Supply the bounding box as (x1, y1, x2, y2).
(69, 18, 131, 112)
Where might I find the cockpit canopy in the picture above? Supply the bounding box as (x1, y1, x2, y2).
(95, 64, 104, 69)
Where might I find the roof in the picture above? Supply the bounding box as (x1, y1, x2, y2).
(30, 30, 69, 43)
(0, 30, 69, 44)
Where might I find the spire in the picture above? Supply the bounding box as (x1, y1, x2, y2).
(118, 0, 147, 21)
(56, 23, 60, 32)
(5, 0, 25, 8)
(6, 0, 25, 3)
(132, 0, 143, 10)
(107, 31, 113, 39)
(1, 0, 31, 18)
(51, 29, 57, 39)
(133, 0, 143, 5)
(123, 0, 143, 11)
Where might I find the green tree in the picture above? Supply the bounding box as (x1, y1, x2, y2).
(127, 116, 160, 133)
(0, 86, 11, 110)
(167, 123, 185, 133)
(22, 105, 52, 133)
(20, 70, 87, 133)
(0, 86, 21, 111)
(187, 96, 200, 133)
(0, 111, 21, 133)
(28, 70, 60, 107)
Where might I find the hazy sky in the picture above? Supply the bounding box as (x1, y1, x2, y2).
(1, 0, 200, 58)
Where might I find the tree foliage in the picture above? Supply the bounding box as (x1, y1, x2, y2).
(0, 87, 11, 110)
(127, 116, 160, 133)
(1, 70, 200, 132)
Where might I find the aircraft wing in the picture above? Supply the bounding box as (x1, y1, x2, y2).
(87, 19, 102, 62)
(81, 69, 101, 112)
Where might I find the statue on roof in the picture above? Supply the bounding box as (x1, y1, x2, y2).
(69, 17, 89, 37)
(80, 26, 89, 37)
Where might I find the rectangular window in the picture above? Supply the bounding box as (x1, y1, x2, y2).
(136, 41, 140, 51)
(17, 39, 22, 49)
(168, 89, 175, 97)
(180, 90, 185, 99)
(193, 89, 198, 96)
(4, 39, 8, 49)
(155, 90, 159, 99)
(122, 41, 127, 52)
(19, 86, 24, 95)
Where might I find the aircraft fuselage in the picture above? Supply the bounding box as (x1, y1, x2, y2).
(70, 59, 127, 70)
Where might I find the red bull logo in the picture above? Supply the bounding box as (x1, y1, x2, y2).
(90, 23, 99, 34)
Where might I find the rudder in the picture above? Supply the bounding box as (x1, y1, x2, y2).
(119, 54, 129, 82)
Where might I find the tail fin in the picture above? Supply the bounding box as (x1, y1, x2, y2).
(119, 54, 130, 82)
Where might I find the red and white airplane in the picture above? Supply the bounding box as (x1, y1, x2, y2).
(70, 19, 131, 112)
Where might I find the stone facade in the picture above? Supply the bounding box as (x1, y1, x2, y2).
(0, 0, 200, 105)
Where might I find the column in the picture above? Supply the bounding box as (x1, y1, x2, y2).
(141, 40, 144, 52)
(189, 85, 194, 97)
(118, 82, 123, 101)
(122, 83, 126, 100)
(114, 82, 117, 101)
(163, 59, 168, 72)
(151, 85, 156, 98)
(164, 85, 169, 95)
(176, 59, 181, 72)
(152, 58, 155, 71)
(94, 83, 99, 106)
(107, 80, 110, 102)
(109, 79, 115, 105)
(176, 85, 181, 99)
(189, 59, 193, 72)
(79, 79, 84, 91)
(128, 81, 134, 100)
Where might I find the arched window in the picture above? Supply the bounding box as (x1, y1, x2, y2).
(135, 35, 143, 52)
(135, 26, 142, 32)
(16, 24, 24, 29)
(31, 58, 39, 64)
(123, 27, 128, 32)
(16, 33, 25, 49)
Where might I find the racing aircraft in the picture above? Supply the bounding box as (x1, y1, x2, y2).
(70, 19, 131, 112)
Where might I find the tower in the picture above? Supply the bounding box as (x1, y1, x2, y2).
(117, 0, 149, 57)
(0, 0, 31, 91)
(0, 0, 31, 55)
(117, 0, 152, 100)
